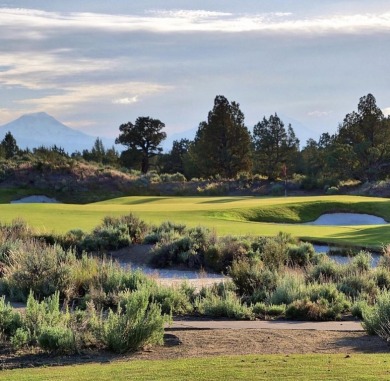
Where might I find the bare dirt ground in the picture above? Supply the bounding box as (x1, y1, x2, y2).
(0, 328, 388, 370)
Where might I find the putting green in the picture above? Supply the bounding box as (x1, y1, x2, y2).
(1, 195, 390, 249)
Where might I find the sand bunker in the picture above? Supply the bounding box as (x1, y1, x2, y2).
(306, 213, 387, 226)
(10, 195, 60, 204)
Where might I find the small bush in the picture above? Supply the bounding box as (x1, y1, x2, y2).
(0, 297, 22, 337)
(261, 232, 291, 270)
(363, 291, 390, 338)
(101, 288, 166, 353)
(351, 300, 369, 319)
(38, 326, 76, 353)
(326, 186, 339, 195)
(195, 289, 254, 320)
(229, 259, 278, 298)
(286, 297, 344, 321)
(374, 267, 390, 289)
(11, 328, 29, 350)
(269, 272, 306, 305)
(308, 259, 341, 283)
(252, 303, 286, 319)
(287, 242, 315, 267)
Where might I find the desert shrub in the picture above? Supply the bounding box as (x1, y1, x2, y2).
(101, 289, 166, 353)
(160, 172, 187, 183)
(285, 281, 350, 321)
(326, 186, 339, 195)
(252, 303, 286, 319)
(204, 236, 251, 273)
(195, 289, 254, 320)
(1, 240, 75, 301)
(229, 259, 278, 298)
(308, 259, 341, 283)
(379, 245, 390, 269)
(287, 242, 316, 267)
(0, 219, 33, 242)
(24, 291, 64, 341)
(374, 267, 390, 289)
(196, 182, 229, 196)
(141, 284, 194, 315)
(145, 171, 161, 183)
(0, 297, 22, 337)
(269, 272, 306, 305)
(351, 300, 369, 319)
(338, 275, 377, 299)
(362, 290, 390, 338)
(72, 256, 155, 309)
(151, 226, 215, 269)
(348, 251, 372, 273)
(38, 326, 75, 353)
(144, 221, 187, 244)
(261, 232, 292, 270)
(285, 296, 347, 321)
(81, 214, 149, 252)
(270, 183, 284, 196)
(11, 328, 29, 350)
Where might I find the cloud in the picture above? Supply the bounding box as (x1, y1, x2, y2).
(17, 82, 170, 111)
(383, 108, 390, 117)
(112, 96, 139, 105)
(307, 110, 333, 117)
(1, 7, 390, 35)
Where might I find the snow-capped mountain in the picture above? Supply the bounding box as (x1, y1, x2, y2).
(0, 112, 117, 154)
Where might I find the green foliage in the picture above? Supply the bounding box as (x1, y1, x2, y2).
(287, 242, 315, 267)
(116, 116, 166, 173)
(229, 259, 277, 298)
(253, 113, 299, 180)
(195, 288, 254, 320)
(101, 289, 166, 353)
(0, 297, 22, 337)
(190, 95, 252, 178)
(151, 225, 215, 269)
(1, 240, 75, 301)
(269, 272, 306, 305)
(252, 303, 286, 319)
(362, 290, 390, 338)
(10, 328, 29, 350)
(261, 232, 292, 270)
(38, 326, 76, 353)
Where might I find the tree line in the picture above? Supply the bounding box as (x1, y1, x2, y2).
(1, 93, 390, 185)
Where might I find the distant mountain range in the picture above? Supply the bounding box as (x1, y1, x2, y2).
(0, 112, 117, 154)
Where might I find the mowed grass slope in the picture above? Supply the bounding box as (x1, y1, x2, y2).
(1, 354, 390, 381)
(1, 195, 390, 248)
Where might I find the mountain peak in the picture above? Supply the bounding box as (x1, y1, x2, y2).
(0, 112, 116, 153)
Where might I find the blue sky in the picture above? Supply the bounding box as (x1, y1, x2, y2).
(1, 1, 390, 147)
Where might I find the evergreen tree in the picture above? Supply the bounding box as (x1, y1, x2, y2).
(0, 131, 19, 159)
(116, 117, 166, 173)
(253, 114, 299, 180)
(336, 93, 390, 180)
(190, 95, 252, 178)
(160, 138, 191, 174)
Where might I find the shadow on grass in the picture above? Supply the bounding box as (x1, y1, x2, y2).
(0, 333, 181, 370)
(200, 198, 247, 204)
(122, 197, 169, 205)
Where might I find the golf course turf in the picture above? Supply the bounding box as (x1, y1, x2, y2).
(0, 195, 390, 249)
(1, 354, 389, 380)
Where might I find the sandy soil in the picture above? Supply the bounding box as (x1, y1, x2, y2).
(306, 213, 387, 225)
(0, 328, 388, 370)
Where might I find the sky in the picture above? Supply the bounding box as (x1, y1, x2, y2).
(1, 1, 390, 148)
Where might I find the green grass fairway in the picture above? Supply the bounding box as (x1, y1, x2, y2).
(1, 195, 390, 248)
(1, 354, 390, 380)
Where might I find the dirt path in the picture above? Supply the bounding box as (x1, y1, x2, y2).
(169, 317, 364, 331)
